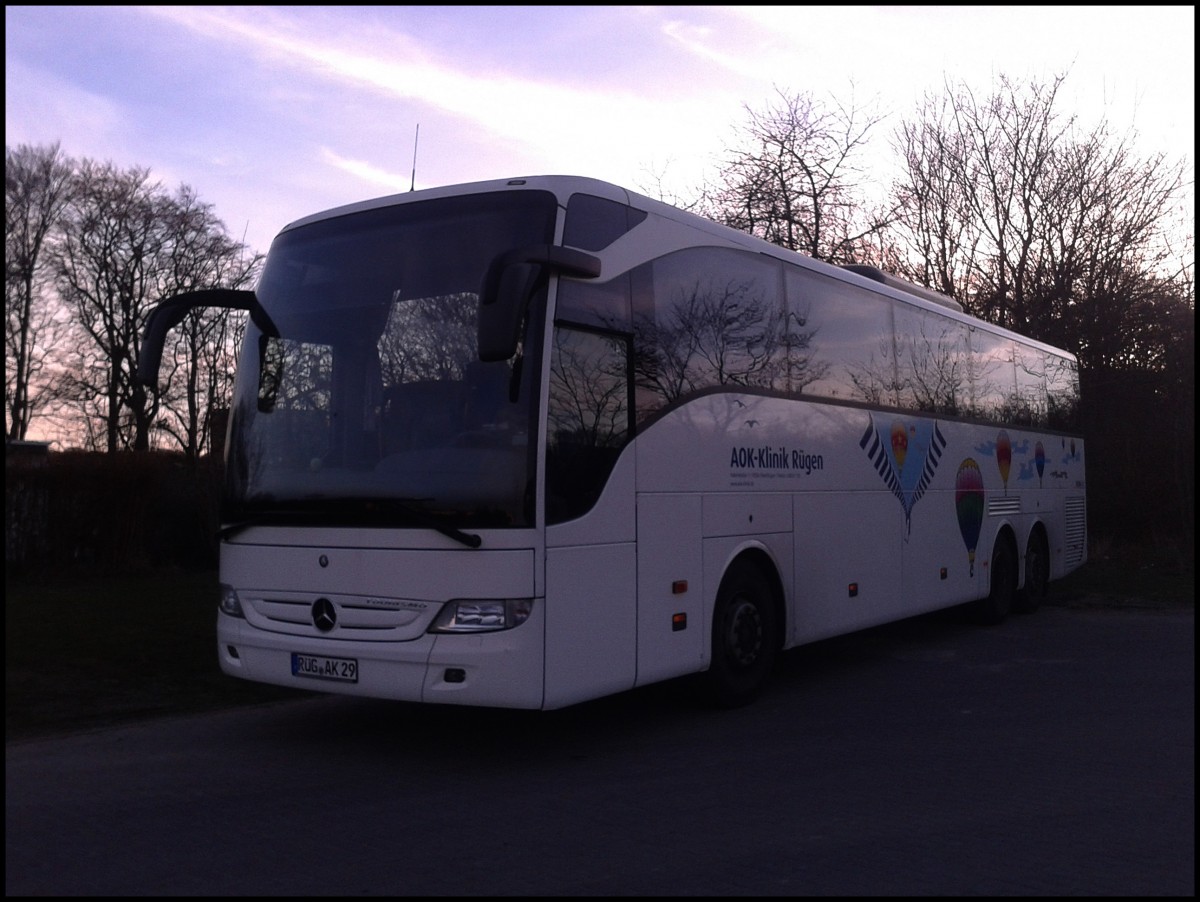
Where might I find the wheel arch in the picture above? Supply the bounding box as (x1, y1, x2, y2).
(973, 522, 1020, 625)
(720, 545, 787, 654)
(992, 521, 1019, 570)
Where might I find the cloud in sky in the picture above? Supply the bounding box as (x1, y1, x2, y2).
(6, 5, 1194, 256)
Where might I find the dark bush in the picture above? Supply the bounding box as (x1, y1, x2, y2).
(6, 449, 222, 577)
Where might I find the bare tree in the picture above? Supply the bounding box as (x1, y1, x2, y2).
(888, 93, 982, 300)
(51, 161, 167, 451)
(5, 142, 74, 441)
(890, 73, 1192, 356)
(50, 161, 261, 454)
(702, 86, 894, 264)
(889, 72, 1194, 556)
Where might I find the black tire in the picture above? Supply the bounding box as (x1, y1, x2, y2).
(705, 559, 779, 708)
(973, 535, 1017, 626)
(1015, 528, 1050, 614)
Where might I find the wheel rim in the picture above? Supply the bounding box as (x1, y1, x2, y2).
(723, 595, 764, 668)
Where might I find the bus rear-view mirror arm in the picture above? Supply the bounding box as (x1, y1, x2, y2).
(478, 245, 601, 362)
(137, 288, 275, 388)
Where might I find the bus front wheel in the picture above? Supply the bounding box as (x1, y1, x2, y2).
(705, 560, 779, 708)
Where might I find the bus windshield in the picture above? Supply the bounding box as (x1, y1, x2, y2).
(223, 190, 558, 530)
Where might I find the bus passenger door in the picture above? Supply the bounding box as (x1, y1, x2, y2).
(544, 451, 637, 709)
(543, 324, 638, 709)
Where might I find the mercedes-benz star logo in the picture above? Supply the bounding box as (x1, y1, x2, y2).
(312, 597, 337, 632)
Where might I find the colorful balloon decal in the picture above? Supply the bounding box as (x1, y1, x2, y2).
(995, 430, 1011, 493)
(891, 420, 908, 472)
(860, 416, 947, 536)
(955, 458, 984, 576)
(1035, 440, 1045, 487)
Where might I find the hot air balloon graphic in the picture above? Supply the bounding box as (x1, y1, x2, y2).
(860, 415, 947, 537)
(955, 458, 985, 577)
(996, 430, 1012, 494)
(891, 420, 908, 472)
(1035, 441, 1045, 487)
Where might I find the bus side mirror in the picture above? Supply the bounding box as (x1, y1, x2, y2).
(478, 245, 601, 362)
(138, 288, 264, 388)
(478, 263, 543, 362)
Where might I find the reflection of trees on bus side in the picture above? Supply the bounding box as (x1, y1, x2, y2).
(895, 313, 969, 416)
(539, 242, 1083, 527)
(781, 305, 830, 395)
(633, 276, 774, 405)
(551, 243, 1080, 437)
(548, 328, 629, 449)
(1044, 353, 1080, 430)
(546, 325, 631, 524)
(843, 337, 900, 408)
(546, 245, 1080, 433)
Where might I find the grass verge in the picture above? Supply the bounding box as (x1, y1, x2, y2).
(5, 569, 310, 742)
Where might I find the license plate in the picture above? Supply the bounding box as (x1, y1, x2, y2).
(291, 653, 358, 683)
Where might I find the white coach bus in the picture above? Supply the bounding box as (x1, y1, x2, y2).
(138, 175, 1087, 710)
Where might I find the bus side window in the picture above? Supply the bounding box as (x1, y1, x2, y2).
(787, 266, 898, 407)
(564, 193, 647, 252)
(631, 247, 784, 423)
(546, 325, 632, 524)
(968, 328, 1016, 423)
(1014, 343, 1048, 427)
(1046, 353, 1081, 431)
(893, 304, 970, 416)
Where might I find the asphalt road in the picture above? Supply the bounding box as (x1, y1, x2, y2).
(6, 604, 1194, 896)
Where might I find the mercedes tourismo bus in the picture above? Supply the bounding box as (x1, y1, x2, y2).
(138, 175, 1087, 710)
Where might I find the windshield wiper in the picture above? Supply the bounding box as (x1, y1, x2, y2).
(390, 499, 483, 548)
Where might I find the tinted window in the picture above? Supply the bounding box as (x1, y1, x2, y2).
(546, 325, 631, 523)
(563, 193, 647, 251)
(786, 266, 898, 407)
(1045, 352, 1081, 431)
(632, 247, 784, 424)
(968, 328, 1017, 423)
(894, 303, 970, 416)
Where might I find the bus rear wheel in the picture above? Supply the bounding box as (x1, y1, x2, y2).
(974, 535, 1017, 625)
(705, 559, 779, 708)
(1015, 528, 1050, 614)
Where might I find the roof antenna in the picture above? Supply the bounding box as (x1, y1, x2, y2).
(410, 123, 420, 192)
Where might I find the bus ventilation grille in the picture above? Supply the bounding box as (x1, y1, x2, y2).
(1065, 497, 1087, 566)
(987, 496, 1021, 516)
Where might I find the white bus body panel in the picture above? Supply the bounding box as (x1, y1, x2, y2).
(635, 492, 705, 685)
(544, 446, 638, 709)
(543, 543, 637, 708)
(632, 392, 1086, 651)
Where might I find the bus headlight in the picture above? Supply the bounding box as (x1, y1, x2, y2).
(219, 584, 245, 619)
(429, 598, 533, 633)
